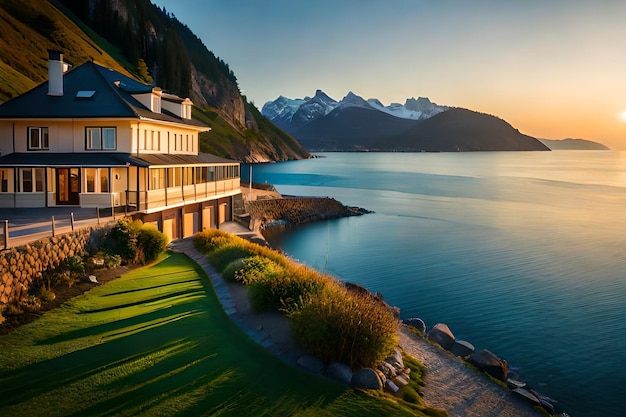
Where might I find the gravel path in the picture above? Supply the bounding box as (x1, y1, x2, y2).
(399, 327, 543, 417)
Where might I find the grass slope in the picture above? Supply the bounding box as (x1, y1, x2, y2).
(0, 0, 131, 103)
(0, 252, 427, 417)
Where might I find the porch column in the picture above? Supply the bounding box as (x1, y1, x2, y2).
(44, 167, 49, 207)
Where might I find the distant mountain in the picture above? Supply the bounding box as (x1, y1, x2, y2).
(382, 108, 550, 152)
(539, 138, 610, 150)
(263, 91, 548, 152)
(262, 91, 446, 134)
(292, 105, 418, 151)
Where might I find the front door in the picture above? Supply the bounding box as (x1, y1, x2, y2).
(57, 168, 80, 205)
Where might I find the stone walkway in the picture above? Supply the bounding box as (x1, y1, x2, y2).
(168, 236, 292, 363)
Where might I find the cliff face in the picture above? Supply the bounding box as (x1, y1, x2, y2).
(190, 64, 245, 125)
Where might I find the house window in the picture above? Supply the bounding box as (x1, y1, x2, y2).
(0, 169, 9, 192)
(100, 170, 109, 192)
(227, 165, 239, 179)
(19, 168, 44, 192)
(155, 131, 161, 151)
(86, 127, 116, 150)
(167, 167, 181, 187)
(85, 168, 96, 192)
(149, 168, 165, 190)
(28, 127, 49, 150)
(103, 128, 116, 149)
(183, 167, 194, 186)
(196, 166, 208, 184)
(216, 166, 225, 181)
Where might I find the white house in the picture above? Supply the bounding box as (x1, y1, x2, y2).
(0, 51, 241, 241)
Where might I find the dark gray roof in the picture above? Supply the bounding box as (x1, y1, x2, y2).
(136, 153, 238, 166)
(0, 62, 208, 129)
(0, 152, 236, 167)
(0, 152, 145, 167)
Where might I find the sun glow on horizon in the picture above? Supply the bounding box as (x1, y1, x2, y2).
(620, 111, 626, 122)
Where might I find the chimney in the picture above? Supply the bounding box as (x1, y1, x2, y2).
(47, 50, 64, 96)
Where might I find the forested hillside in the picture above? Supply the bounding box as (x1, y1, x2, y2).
(0, 0, 310, 162)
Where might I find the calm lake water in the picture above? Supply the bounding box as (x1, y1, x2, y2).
(246, 151, 626, 417)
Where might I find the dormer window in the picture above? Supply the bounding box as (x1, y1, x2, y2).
(182, 102, 192, 119)
(151, 94, 160, 113)
(28, 127, 49, 150)
(150, 87, 162, 113)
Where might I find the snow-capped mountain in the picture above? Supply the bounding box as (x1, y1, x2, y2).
(261, 90, 338, 131)
(259, 95, 306, 131)
(261, 90, 549, 153)
(337, 91, 373, 109)
(261, 90, 447, 133)
(289, 90, 338, 130)
(369, 96, 447, 120)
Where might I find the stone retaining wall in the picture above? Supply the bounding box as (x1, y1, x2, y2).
(246, 197, 362, 231)
(0, 227, 99, 306)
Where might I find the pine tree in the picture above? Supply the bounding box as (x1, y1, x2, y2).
(137, 59, 153, 84)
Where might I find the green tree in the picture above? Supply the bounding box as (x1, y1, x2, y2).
(137, 58, 153, 84)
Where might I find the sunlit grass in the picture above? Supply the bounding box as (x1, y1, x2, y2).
(0, 252, 429, 416)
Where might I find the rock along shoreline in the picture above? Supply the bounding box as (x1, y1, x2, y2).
(245, 196, 372, 232)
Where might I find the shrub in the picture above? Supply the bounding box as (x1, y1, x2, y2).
(289, 284, 399, 368)
(234, 256, 283, 285)
(86, 227, 108, 255)
(35, 286, 56, 303)
(221, 258, 247, 282)
(103, 218, 167, 264)
(194, 229, 288, 266)
(59, 255, 85, 274)
(138, 223, 168, 263)
(105, 218, 143, 262)
(46, 255, 85, 288)
(248, 265, 328, 313)
(206, 243, 256, 273)
(86, 251, 122, 272)
(193, 229, 232, 253)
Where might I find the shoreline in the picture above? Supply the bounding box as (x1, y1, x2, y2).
(214, 224, 551, 416)
(236, 187, 562, 416)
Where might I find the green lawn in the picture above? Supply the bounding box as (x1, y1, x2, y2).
(0, 252, 428, 417)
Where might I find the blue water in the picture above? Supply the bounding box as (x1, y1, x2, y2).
(246, 151, 626, 417)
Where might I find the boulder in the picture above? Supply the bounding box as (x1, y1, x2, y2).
(326, 362, 352, 385)
(385, 379, 400, 393)
(468, 349, 508, 381)
(506, 377, 527, 390)
(386, 348, 404, 370)
(427, 323, 455, 350)
(530, 389, 557, 414)
(374, 368, 387, 386)
(296, 354, 325, 374)
(377, 360, 397, 379)
(351, 368, 383, 390)
(450, 339, 474, 357)
(392, 373, 409, 388)
(512, 388, 540, 406)
(403, 317, 427, 335)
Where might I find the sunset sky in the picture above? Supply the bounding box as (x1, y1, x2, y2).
(152, 0, 626, 149)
